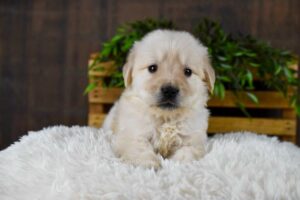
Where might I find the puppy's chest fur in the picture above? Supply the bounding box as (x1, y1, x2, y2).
(151, 120, 184, 158)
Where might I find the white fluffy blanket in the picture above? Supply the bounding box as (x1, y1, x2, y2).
(0, 126, 299, 200)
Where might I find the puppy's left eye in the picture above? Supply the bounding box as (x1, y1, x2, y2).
(184, 67, 192, 77)
(148, 64, 158, 73)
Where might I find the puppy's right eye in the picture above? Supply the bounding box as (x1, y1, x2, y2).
(148, 64, 158, 73)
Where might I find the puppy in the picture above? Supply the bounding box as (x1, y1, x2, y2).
(103, 30, 215, 169)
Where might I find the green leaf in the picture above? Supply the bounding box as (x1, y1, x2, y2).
(234, 52, 244, 56)
(283, 68, 293, 80)
(218, 76, 231, 82)
(121, 40, 134, 52)
(249, 63, 259, 67)
(219, 83, 225, 99)
(245, 52, 257, 57)
(296, 105, 300, 116)
(213, 83, 220, 97)
(280, 50, 290, 56)
(246, 92, 259, 104)
(289, 95, 297, 107)
(101, 47, 111, 57)
(84, 82, 98, 95)
(245, 71, 253, 87)
(111, 34, 123, 42)
(217, 56, 227, 61)
(220, 63, 232, 69)
(275, 66, 282, 75)
(235, 102, 251, 117)
(214, 83, 225, 99)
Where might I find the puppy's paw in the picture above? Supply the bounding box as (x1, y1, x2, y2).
(170, 146, 205, 162)
(158, 123, 182, 158)
(123, 152, 161, 170)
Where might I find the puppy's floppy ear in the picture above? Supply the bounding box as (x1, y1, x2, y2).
(123, 42, 138, 87)
(203, 56, 215, 94)
(123, 59, 133, 88)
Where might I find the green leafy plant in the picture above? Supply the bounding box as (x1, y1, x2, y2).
(193, 19, 298, 115)
(85, 19, 175, 93)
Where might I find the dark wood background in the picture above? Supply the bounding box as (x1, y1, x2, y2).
(0, 0, 299, 149)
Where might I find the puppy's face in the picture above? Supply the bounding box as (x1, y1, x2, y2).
(123, 30, 215, 112)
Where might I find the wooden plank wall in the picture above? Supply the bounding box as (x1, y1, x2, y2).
(0, 0, 299, 149)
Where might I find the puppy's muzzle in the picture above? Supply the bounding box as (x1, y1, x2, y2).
(158, 84, 179, 109)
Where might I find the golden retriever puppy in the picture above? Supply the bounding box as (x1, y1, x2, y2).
(103, 30, 215, 169)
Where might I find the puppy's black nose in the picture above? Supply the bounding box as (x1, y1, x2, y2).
(161, 85, 179, 99)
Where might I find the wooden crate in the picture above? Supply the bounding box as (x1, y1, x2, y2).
(87, 55, 297, 143)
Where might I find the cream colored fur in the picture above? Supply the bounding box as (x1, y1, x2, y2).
(103, 30, 215, 169)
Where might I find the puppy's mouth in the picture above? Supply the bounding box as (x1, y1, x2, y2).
(157, 100, 178, 110)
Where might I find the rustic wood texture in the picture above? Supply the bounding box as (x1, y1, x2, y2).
(0, 0, 299, 149)
(208, 117, 296, 136)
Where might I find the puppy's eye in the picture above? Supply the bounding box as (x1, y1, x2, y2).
(148, 64, 158, 73)
(184, 67, 192, 77)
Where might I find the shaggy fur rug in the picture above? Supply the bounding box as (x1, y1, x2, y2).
(0, 126, 299, 200)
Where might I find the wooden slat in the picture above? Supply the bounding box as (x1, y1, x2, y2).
(208, 91, 292, 109)
(89, 104, 104, 114)
(208, 117, 296, 136)
(88, 114, 106, 128)
(281, 136, 296, 143)
(88, 114, 296, 137)
(89, 87, 122, 103)
(88, 60, 116, 76)
(88, 87, 292, 109)
(282, 109, 296, 119)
